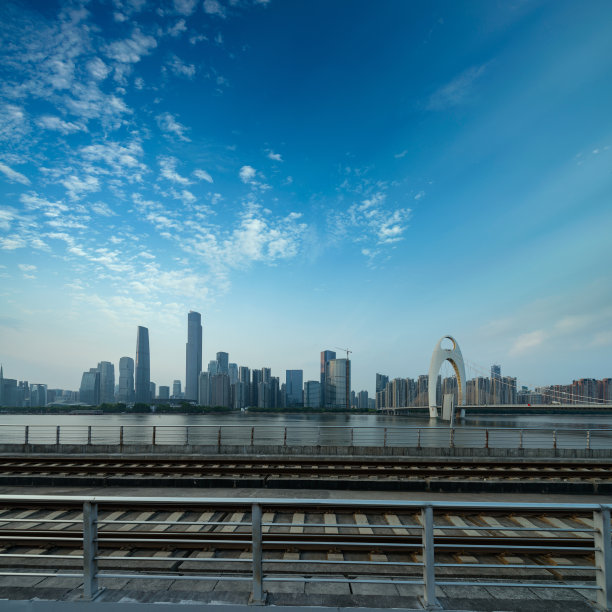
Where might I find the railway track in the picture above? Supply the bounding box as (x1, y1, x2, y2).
(0, 455, 610, 491)
(0, 502, 599, 583)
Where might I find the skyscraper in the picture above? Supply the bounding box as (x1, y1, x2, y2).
(325, 358, 350, 409)
(320, 350, 336, 408)
(117, 357, 134, 403)
(135, 326, 150, 403)
(216, 352, 229, 374)
(285, 370, 303, 406)
(97, 361, 115, 404)
(79, 370, 100, 406)
(185, 311, 202, 401)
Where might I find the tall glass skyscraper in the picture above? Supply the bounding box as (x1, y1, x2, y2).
(135, 326, 150, 403)
(185, 311, 202, 401)
(97, 361, 115, 404)
(285, 370, 303, 406)
(320, 350, 336, 408)
(117, 357, 135, 403)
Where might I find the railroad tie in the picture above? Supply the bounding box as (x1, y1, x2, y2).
(479, 515, 522, 538)
(152, 511, 184, 532)
(510, 516, 556, 538)
(262, 512, 274, 534)
(117, 511, 154, 531)
(447, 515, 481, 537)
(353, 512, 373, 535)
(290, 513, 304, 534)
(221, 512, 245, 533)
(384, 513, 410, 535)
(324, 513, 338, 535)
(540, 516, 592, 539)
(0, 509, 39, 529)
(187, 511, 214, 532)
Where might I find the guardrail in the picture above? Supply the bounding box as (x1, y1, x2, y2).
(0, 424, 611, 449)
(0, 495, 609, 610)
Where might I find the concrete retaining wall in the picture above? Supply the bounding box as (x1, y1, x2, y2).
(0, 443, 610, 459)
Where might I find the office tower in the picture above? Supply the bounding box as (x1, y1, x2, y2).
(135, 326, 150, 403)
(285, 370, 303, 406)
(117, 357, 135, 403)
(320, 350, 336, 407)
(376, 373, 389, 393)
(208, 360, 218, 375)
(261, 367, 271, 383)
(325, 358, 350, 409)
(211, 372, 230, 407)
(228, 363, 238, 385)
(304, 381, 321, 408)
(149, 382, 156, 399)
(172, 380, 182, 398)
(490, 364, 501, 404)
(97, 361, 115, 404)
(158, 386, 170, 400)
(30, 384, 47, 407)
(216, 352, 229, 374)
(251, 369, 262, 407)
(198, 371, 211, 406)
(80, 370, 100, 406)
(358, 390, 368, 410)
(185, 311, 202, 401)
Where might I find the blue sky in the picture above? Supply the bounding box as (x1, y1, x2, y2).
(0, 0, 611, 393)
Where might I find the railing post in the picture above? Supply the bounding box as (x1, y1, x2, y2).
(83, 501, 99, 600)
(56, 425, 60, 445)
(553, 430, 557, 450)
(185, 426, 189, 446)
(217, 426, 221, 447)
(594, 507, 612, 611)
(152, 426, 156, 446)
(87, 426, 92, 445)
(119, 426, 124, 447)
(251, 427, 255, 447)
(449, 427, 455, 448)
(485, 429, 489, 449)
(351, 428, 354, 447)
(250, 502, 266, 605)
(417, 429, 421, 449)
(587, 430, 591, 450)
(24, 426, 29, 445)
(383, 427, 387, 447)
(421, 505, 441, 610)
(519, 429, 523, 450)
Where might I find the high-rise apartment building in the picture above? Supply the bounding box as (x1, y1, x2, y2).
(97, 361, 115, 404)
(320, 350, 336, 408)
(490, 364, 501, 404)
(285, 370, 303, 406)
(117, 357, 135, 403)
(158, 385, 170, 400)
(198, 372, 211, 405)
(185, 311, 202, 401)
(211, 373, 230, 407)
(228, 363, 238, 385)
(135, 326, 150, 403)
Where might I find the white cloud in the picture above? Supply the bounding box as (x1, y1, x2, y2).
(156, 112, 191, 141)
(104, 29, 157, 64)
(0, 162, 30, 185)
(159, 156, 191, 185)
(194, 169, 214, 183)
(90, 202, 116, 216)
(36, 115, 86, 134)
(86, 57, 110, 80)
(174, 0, 198, 15)
(18, 264, 37, 272)
(509, 330, 546, 355)
(394, 150, 408, 159)
(414, 190, 425, 200)
(0, 105, 28, 141)
(267, 151, 283, 162)
(61, 174, 100, 200)
(427, 64, 488, 111)
(168, 54, 196, 78)
(203, 0, 226, 18)
(239, 165, 257, 183)
(167, 19, 188, 37)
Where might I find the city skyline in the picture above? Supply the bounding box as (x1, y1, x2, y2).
(1, 1, 611, 392)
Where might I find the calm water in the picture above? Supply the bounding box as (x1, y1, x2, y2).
(0, 412, 610, 449)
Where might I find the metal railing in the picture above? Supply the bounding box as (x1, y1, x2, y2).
(0, 494, 610, 610)
(1, 424, 612, 449)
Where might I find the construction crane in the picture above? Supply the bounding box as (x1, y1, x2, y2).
(334, 347, 352, 410)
